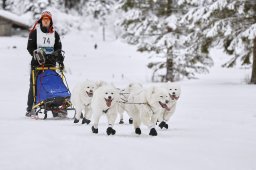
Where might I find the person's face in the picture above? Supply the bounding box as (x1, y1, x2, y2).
(42, 17, 51, 28)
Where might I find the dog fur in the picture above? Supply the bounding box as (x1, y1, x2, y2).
(118, 83, 143, 124)
(91, 85, 120, 135)
(127, 86, 171, 136)
(158, 82, 181, 129)
(71, 80, 105, 124)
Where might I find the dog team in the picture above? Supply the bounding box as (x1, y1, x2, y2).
(71, 81, 181, 136)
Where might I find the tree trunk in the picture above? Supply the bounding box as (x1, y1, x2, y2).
(166, 55, 174, 82)
(64, 0, 80, 9)
(251, 37, 256, 84)
(166, 0, 172, 15)
(102, 24, 105, 41)
(3, 0, 6, 9)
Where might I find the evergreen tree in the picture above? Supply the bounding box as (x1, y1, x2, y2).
(119, 0, 213, 81)
(2, 0, 50, 16)
(31, 0, 50, 18)
(181, 0, 256, 83)
(64, 0, 80, 9)
(81, 0, 119, 41)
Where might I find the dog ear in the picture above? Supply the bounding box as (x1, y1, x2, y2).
(95, 80, 107, 88)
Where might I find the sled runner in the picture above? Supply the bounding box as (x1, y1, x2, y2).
(31, 50, 74, 119)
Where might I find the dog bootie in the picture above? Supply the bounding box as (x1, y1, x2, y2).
(92, 126, 98, 134)
(135, 128, 141, 135)
(74, 118, 79, 123)
(129, 118, 133, 124)
(159, 121, 166, 129)
(111, 128, 116, 135)
(106, 127, 116, 135)
(82, 118, 91, 124)
(149, 128, 157, 136)
(119, 119, 124, 124)
(164, 123, 168, 129)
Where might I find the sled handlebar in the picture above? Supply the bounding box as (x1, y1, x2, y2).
(34, 66, 61, 71)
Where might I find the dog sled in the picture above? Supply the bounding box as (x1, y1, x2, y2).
(31, 50, 74, 119)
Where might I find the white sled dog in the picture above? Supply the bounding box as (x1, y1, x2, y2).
(158, 82, 181, 129)
(127, 86, 171, 136)
(71, 80, 105, 124)
(118, 83, 143, 124)
(91, 85, 120, 135)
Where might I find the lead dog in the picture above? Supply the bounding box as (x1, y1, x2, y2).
(127, 86, 171, 136)
(91, 85, 120, 135)
(158, 82, 181, 129)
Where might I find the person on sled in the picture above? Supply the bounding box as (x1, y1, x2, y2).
(25, 11, 64, 117)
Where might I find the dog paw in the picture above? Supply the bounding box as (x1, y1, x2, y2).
(119, 119, 124, 124)
(135, 128, 141, 135)
(82, 118, 91, 124)
(92, 126, 98, 134)
(164, 123, 168, 129)
(74, 118, 79, 123)
(106, 127, 116, 135)
(149, 128, 157, 136)
(111, 128, 116, 135)
(129, 118, 133, 124)
(159, 121, 166, 129)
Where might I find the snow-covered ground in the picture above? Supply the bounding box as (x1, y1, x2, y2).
(0, 30, 256, 170)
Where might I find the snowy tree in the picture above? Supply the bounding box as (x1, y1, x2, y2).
(63, 0, 81, 10)
(31, 0, 50, 18)
(76, 0, 120, 41)
(119, 0, 213, 81)
(2, 0, 50, 17)
(181, 0, 256, 84)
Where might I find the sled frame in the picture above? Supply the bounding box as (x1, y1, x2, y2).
(31, 66, 75, 119)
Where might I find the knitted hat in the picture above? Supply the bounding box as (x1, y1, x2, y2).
(30, 11, 54, 33)
(41, 11, 52, 20)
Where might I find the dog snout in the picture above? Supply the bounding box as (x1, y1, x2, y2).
(172, 92, 176, 95)
(165, 100, 169, 104)
(108, 96, 112, 100)
(90, 90, 93, 93)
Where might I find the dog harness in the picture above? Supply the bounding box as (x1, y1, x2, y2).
(102, 108, 109, 114)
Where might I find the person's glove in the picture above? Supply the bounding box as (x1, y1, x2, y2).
(55, 50, 64, 63)
(33, 48, 46, 65)
(59, 62, 64, 71)
(57, 54, 64, 63)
